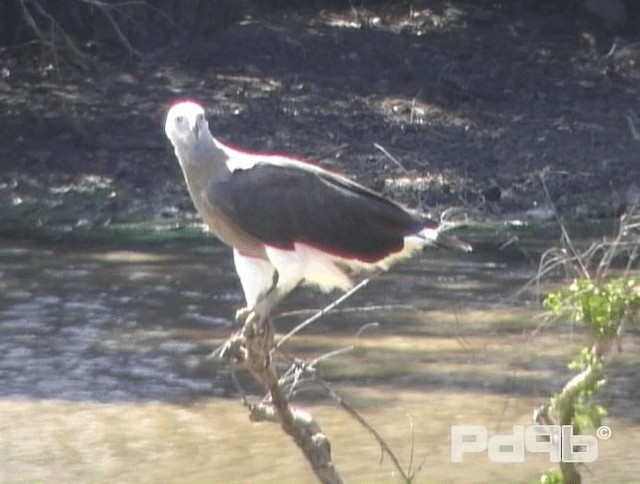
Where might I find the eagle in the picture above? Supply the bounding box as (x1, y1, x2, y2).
(165, 101, 470, 324)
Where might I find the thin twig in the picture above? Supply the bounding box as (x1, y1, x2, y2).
(304, 322, 379, 370)
(26, 0, 88, 62)
(311, 143, 350, 163)
(276, 276, 375, 349)
(277, 305, 413, 319)
(373, 142, 425, 209)
(373, 142, 410, 173)
(92, 0, 143, 59)
(406, 413, 415, 479)
(275, 321, 418, 482)
(315, 376, 413, 482)
(80, 0, 186, 36)
(625, 111, 640, 141)
(539, 174, 590, 279)
(18, 0, 47, 48)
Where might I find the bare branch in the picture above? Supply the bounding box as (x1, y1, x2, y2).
(539, 174, 590, 279)
(27, 0, 88, 61)
(274, 319, 420, 482)
(314, 376, 413, 482)
(17, 0, 92, 70)
(220, 312, 343, 484)
(87, 0, 143, 59)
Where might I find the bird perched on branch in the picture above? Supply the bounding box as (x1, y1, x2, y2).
(165, 100, 470, 325)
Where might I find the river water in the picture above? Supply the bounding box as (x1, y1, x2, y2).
(0, 225, 638, 482)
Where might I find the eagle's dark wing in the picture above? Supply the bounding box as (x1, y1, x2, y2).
(207, 163, 438, 263)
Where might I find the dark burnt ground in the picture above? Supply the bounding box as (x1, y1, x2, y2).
(1, 2, 640, 232)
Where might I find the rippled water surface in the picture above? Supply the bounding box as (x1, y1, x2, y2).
(0, 228, 638, 483)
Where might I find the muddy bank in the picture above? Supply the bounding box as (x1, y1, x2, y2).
(1, 2, 640, 235)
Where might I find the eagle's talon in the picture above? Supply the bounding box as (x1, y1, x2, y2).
(219, 336, 247, 363)
(235, 307, 252, 325)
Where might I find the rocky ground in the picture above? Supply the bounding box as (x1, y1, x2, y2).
(1, 1, 640, 236)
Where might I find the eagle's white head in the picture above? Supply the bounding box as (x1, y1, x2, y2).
(165, 101, 209, 148)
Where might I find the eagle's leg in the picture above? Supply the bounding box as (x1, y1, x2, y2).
(232, 249, 280, 325)
(237, 276, 285, 370)
(243, 270, 281, 330)
(232, 249, 301, 362)
(235, 268, 279, 325)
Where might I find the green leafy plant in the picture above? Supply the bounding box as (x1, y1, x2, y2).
(534, 208, 640, 484)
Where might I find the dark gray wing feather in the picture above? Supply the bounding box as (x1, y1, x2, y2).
(208, 163, 439, 262)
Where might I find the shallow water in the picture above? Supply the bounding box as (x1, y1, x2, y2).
(0, 226, 638, 482)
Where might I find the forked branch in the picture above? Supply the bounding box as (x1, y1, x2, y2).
(219, 271, 422, 483)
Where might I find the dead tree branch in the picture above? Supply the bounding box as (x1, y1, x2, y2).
(275, 320, 418, 482)
(81, 0, 143, 59)
(18, 0, 90, 68)
(220, 312, 343, 484)
(15, 0, 183, 66)
(218, 269, 422, 482)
